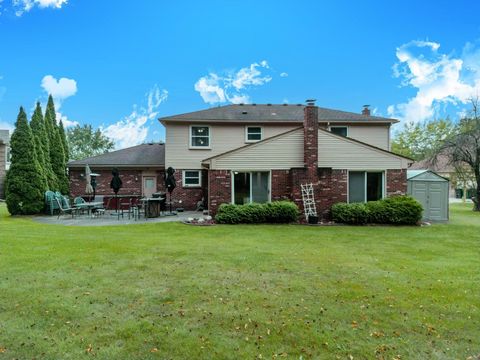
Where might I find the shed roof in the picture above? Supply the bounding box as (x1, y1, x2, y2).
(407, 169, 449, 181)
(159, 104, 399, 124)
(68, 143, 165, 168)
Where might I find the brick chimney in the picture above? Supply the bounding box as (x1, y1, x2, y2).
(362, 105, 370, 116)
(304, 100, 318, 179)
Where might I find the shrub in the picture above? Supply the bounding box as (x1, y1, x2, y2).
(381, 195, 423, 225)
(331, 202, 369, 225)
(215, 201, 299, 224)
(332, 195, 423, 225)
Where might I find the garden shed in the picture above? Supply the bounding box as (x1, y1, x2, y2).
(407, 170, 449, 222)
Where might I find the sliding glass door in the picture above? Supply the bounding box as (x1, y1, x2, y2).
(233, 171, 270, 205)
(348, 171, 384, 203)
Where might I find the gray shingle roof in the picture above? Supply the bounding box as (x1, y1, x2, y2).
(68, 143, 165, 168)
(159, 104, 398, 124)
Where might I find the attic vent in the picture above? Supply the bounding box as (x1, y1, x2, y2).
(283, 103, 288, 106)
(252, 103, 257, 106)
(267, 103, 272, 106)
(239, 103, 244, 106)
(242, 111, 248, 114)
(296, 104, 302, 106)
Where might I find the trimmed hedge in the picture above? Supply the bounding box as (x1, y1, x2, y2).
(215, 201, 299, 224)
(331, 195, 423, 225)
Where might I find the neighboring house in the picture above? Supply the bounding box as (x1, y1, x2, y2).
(68, 143, 165, 198)
(0, 130, 9, 199)
(159, 102, 412, 218)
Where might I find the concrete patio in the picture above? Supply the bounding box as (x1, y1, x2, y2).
(33, 210, 209, 226)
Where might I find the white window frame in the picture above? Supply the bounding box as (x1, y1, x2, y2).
(189, 125, 211, 149)
(245, 126, 263, 143)
(182, 170, 202, 188)
(347, 170, 385, 203)
(329, 126, 348, 137)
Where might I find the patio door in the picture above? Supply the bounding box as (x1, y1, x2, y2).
(143, 176, 157, 197)
(233, 171, 269, 205)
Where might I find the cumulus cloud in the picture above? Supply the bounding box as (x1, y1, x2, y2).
(56, 111, 78, 128)
(194, 60, 273, 104)
(388, 40, 480, 123)
(41, 75, 77, 101)
(280, 72, 288, 77)
(13, 0, 67, 16)
(102, 86, 168, 149)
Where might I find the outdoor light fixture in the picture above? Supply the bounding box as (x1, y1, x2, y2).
(134, 176, 138, 182)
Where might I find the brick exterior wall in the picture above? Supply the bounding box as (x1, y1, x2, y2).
(170, 169, 207, 211)
(69, 168, 165, 198)
(208, 170, 231, 215)
(271, 170, 291, 201)
(386, 169, 407, 196)
(0, 144, 5, 199)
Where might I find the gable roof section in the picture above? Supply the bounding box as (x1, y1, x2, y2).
(68, 143, 165, 168)
(203, 127, 412, 170)
(160, 104, 398, 124)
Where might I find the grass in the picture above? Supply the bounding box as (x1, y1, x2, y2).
(0, 204, 479, 359)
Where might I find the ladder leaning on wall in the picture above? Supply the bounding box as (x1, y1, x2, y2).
(301, 183, 317, 220)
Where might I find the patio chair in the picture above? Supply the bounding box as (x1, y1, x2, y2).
(45, 191, 59, 215)
(74, 196, 87, 215)
(55, 197, 79, 219)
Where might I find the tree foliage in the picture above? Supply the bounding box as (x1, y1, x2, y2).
(30, 102, 57, 190)
(66, 124, 115, 160)
(44, 95, 68, 194)
(439, 100, 480, 211)
(391, 118, 456, 160)
(5, 107, 46, 215)
(58, 119, 69, 163)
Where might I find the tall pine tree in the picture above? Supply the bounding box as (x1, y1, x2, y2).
(5, 107, 46, 215)
(58, 119, 69, 163)
(45, 95, 69, 193)
(30, 102, 55, 190)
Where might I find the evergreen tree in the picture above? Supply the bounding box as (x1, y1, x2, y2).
(30, 102, 55, 190)
(58, 119, 69, 163)
(5, 107, 46, 215)
(44, 95, 69, 193)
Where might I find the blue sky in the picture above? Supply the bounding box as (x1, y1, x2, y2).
(1, 0, 480, 147)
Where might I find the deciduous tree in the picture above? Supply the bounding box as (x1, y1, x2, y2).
(67, 124, 114, 160)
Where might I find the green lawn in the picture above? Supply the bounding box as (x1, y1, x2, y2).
(0, 204, 479, 359)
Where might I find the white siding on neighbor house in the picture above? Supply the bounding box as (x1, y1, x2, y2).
(318, 130, 409, 169)
(347, 125, 390, 150)
(165, 123, 297, 169)
(209, 129, 304, 170)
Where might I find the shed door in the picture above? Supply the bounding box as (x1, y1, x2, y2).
(428, 182, 447, 221)
(412, 182, 428, 218)
(412, 181, 447, 221)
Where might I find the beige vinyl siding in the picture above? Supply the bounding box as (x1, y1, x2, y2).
(318, 130, 408, 169)
(165, 123, 296, 169)
(347, 125, 390, 150)
(209, 129, 304, 170)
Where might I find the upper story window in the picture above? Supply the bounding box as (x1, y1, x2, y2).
(330, 126, 348, 137)
(245, 126, 263, 142)
(190, 126, 210, 148)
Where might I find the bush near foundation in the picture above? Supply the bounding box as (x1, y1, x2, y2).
(215, 201, 299, 224)
(331, 195, 423, 225)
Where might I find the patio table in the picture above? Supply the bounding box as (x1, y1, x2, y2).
(75, 201, 104, 216)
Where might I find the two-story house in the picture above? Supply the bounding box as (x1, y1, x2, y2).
(160, 102, 412, 218)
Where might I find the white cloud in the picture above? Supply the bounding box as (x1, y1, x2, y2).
(194, 60, 273, 104)
(41, 75, 77, 101)
(280, 72, 288, 77)
(389, 39, 480, 123)
(56, 111, 78, 128)
(0, 120, 14, 132)
(13, 0, 67, 16)
(102, 85, 168, 149)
